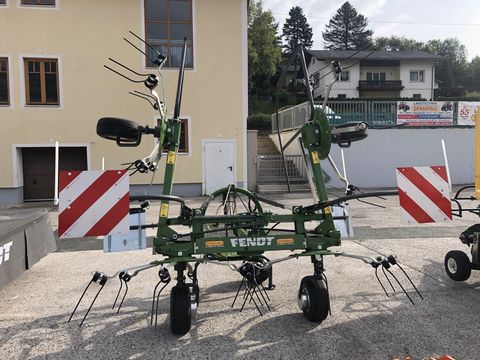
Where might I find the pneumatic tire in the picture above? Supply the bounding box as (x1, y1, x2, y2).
(445, 250, 471, 281)
(298, 276, 330, 323)
(170, 285, 192, 335)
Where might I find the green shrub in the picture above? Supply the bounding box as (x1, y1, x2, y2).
(278, 89, 296, 107)
(249, 95, 275, 115)
(247, 113, 271, 133)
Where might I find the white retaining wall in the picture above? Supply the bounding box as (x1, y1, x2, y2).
(271, 127, 475, 188)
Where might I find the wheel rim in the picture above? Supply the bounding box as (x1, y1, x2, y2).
(298, 287, 310, 311)
(447, 257, 458, 274)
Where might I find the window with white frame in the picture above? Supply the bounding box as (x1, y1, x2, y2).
(367, 72, 385, 81)
(410, 70, 424, 82)
(340, 70, 349, 81)
(21, 0, 55, 6)
(24, 58, 59, 105)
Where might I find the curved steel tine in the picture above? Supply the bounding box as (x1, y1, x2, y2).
(129, 91, 157, 109)
(150, 280, 162, 325)
(123, 37, 158, 66)
(249, 288, 262, 316)
(231, 278, 245, 308)
(375, 267, 389, 297)
(253, 274, 269, 311)
(68, 280, 93, 323)
(104, 65, 144, 83)
(260, 282, 271, 302)
(385, 267, 414, 305)
(108, 57, 150, 77)
(381, 265, 396, 292)
(79, 283, 106, 327)
(129, 30, 162, 56)
(252, 287, 265, 308)
(396, 263, 424, 300)
(134, 90, 158, 102)
(116, 280, 129, 314)
(121, 161, 134, 167)
(112, 278, 123, 309)
(154, 283, 169, 329)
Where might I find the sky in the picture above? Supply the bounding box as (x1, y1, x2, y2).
(262, 0, 480, 60)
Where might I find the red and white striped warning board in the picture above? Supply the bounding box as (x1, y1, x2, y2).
(396, 166, 452, 224)
(58, 170, 129, 239)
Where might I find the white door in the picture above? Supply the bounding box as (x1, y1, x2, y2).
(204, 141, 235, 194)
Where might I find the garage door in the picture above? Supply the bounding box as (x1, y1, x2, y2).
(22, 147, 87, 201)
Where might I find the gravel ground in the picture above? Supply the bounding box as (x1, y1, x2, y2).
(0, 190, 479, 359)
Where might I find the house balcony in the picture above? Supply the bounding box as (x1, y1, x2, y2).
(357, 80, 404, 91)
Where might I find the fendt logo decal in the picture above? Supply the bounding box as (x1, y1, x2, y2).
(230, 237, 274, 248)
(0, 241, 13, 266)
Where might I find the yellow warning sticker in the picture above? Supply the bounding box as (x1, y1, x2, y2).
(167, 151, 176, 165)
(311, 151, 320, 164)
(324, 206, 332, 214)
(277, 238, 295, 245)
(160, 203, 169, 217)
(205, 240, 225, 247)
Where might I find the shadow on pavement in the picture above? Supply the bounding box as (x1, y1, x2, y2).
(1, 260, 479, 359)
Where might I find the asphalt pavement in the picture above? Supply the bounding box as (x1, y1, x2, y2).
(0, 190, 479, 359)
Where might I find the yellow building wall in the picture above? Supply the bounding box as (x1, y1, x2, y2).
(0, 0, 247, 195)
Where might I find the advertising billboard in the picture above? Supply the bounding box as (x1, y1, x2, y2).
(397, 101, 454, 126)
(457, 101, 480, 126)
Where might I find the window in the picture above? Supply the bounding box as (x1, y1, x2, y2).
(340, 71, 349, 81)
(161, 118, 189, 153)
(337, 94, 347, 99)
(24, 58, 59, 105)
(367, 72, 386, 81)
(0, 58, 9, 105)
(410, 70, 424, 82)
(145, 0, 193, 68)
(0, 1, 6, 5)
(21, 0, 55, 6)
(413, 94, 422, 99)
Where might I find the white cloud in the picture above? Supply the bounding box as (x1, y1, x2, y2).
(262, 0, 480, 59)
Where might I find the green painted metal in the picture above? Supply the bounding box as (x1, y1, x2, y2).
(155, 117, 182, 250)
(148, 47, 342, 264)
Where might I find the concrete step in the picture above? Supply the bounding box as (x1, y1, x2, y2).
(256, 183, 311, 194)
(257, 135, 280, 155)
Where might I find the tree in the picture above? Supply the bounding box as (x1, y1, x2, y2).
(467, 56, 480, 91)
(374, 36, 475, 96)
(322, 2, 373, 50)
(248, 1, 282, 91)
(425, 38, 468, 94)
(282, 6, 313, 55)
(374, 36, 425, 51)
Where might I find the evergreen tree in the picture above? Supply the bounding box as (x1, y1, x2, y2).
(322, 2, 373, 50)
(282, 6, 313, 55)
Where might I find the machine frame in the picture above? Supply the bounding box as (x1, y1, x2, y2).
(69, 35, 418, 335)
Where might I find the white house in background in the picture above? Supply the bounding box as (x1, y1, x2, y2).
(306, 50, 442, 100)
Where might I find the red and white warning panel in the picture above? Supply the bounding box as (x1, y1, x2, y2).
(58, 170, 130, 239)
(396, 166, 452, 224)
